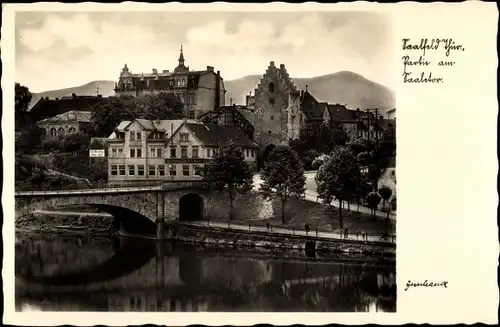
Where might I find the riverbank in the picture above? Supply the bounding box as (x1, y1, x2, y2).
(15, 214, 394, 263)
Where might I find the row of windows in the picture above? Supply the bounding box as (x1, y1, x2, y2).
(110, 164, 203, 177)
(129, 131, 142, 141)
(109, 146, 256, 159)
(40, 127, 77, 137)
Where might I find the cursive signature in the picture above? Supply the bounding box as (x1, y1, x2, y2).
(405, 280, 448, 291)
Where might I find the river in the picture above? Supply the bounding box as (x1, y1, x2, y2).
(15, 232, 396, 312)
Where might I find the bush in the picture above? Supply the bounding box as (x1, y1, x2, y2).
(41, 138, 64, 152)
(61, 133, 90, 153)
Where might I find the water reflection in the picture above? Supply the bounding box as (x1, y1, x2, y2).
(15, 233, 396, 312)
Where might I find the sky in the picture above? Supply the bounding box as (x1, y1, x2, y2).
(15, 11, 394, 93)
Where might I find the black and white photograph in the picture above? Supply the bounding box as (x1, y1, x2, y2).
(12, 7, 396, 313)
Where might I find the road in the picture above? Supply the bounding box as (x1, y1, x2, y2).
(252, 172, 396, 221)
(188, 221, 394, 244)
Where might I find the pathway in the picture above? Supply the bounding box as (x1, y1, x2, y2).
(187, 221, 395, 244)
(252, 173, 396, 221)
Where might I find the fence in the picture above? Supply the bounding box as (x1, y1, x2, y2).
(187, 220, 396, 245)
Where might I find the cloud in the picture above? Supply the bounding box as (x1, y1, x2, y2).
(15, 11, 394, 93)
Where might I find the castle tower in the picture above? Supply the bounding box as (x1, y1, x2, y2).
(253, 61, 299, 149)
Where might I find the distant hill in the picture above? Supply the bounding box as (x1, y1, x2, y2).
(29, 81, 115, 109)
(224, 71, 395, 115)
(30, 71, 395, 115)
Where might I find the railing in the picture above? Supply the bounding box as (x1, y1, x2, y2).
(15, 180, 206, 196)
(186, 221, 396, 245)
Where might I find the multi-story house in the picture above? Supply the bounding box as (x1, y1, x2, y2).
(37, 110, 93, 138)
(106, 118, 258, 185)
(114, 45, 226, 119)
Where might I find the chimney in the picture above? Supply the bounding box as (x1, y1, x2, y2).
(215, 70, 221, 110)
(270, 61, 275, 67)
(97, 94, 102, 98)
(280, 64, 285, 69)
(152, 68, 158, 74)
(300, 90, 304, 97)
(230, 98, 233, 106)
(207, 66, 214, 72)
(72, 93, 76, 98)
(305, 85, 308, 92)
(162, 70, 169, 73)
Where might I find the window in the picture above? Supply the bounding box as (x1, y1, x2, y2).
(148, 165, 156, 176)
(40, 128, 47, 135)
(130, 131, 135, 141)
(269, 97, 275, 105)
(182, 165, 190, 176)
(206, 148, 211, 158)
(170, 147, 177, 158)
(177, 80, 181, 86)
(189, 94, 195, 104)
(169, 165, 177, 176)
(111, 148, 117, 157)
(111, 165, 118, 176)
(137, 149, 142, 158)
(58, 127, 65, 135)
(137, 165, 145, 176)
(158, 165, 165, 176)
(193, 165, 204, 176)
(68, 127, 76, 133)
(251, 150, 255, 157)
(118, 148, 123, 157)
(270, 115, 274, 120)
(180, 133, 189, 141)
(50, 128, 57, 137)
(128, 165, 135, 176)
(130, 149, 135, 158)
(192, 146, 199, 158)
(137, 132, 141, 140)
(269, 82, 275, 93)
(119, 165, 126, 176)
(181, 146, 188, 158)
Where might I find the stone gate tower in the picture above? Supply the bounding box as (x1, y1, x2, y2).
(246, 61, 302, 150)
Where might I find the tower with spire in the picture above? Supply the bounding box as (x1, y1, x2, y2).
(113, 42, 226, 118)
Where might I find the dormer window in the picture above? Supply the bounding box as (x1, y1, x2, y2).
(180, 133, 189, 141)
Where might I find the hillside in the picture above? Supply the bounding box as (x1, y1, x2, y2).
(30, 71, 395, 115)
(225, 71, 395, 115)
(29, 81, 116, 109)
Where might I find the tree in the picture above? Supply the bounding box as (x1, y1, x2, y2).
(89, 92, 185, 137)
(204, 142, 253, 220)
(61, 133, 90, 153)
(366, 192, 382, 217)
(378, 186, 393, 210)
(15, 83, 32, 128)
(16, 125, 42, 154)
(260, 145, 306, 224)
(315, 146, 360, 229)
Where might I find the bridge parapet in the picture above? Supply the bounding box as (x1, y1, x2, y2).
(15, 180, 206, 197)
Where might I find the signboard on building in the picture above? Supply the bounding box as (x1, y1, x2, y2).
(89, 149, 105, 157)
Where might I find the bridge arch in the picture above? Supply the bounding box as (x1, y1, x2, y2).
(179, 193, 204, 222)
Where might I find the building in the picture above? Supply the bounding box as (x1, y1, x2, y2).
(198, 105, 255, 142)
(37, 110, 93, 138)
(106, 118, 258, 185)
(245, 61, 303, 149)
(114, 45, 226, 119)
(386, 108, 396, 120)
(29, 94, 103, 122)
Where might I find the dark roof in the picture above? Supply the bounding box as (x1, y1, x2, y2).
(185, 123, 258, 148)
(300, 91, 324, 121)
(29, 95, 103, 122)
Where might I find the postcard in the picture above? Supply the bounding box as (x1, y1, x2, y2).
(2, 1, 498, 325)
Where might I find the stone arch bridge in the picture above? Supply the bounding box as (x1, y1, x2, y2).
(15, 181, 272, 238)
